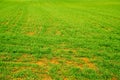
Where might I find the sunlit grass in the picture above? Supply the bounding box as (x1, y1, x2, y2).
(0, 0, 120, 80)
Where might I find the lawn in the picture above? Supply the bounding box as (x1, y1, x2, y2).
(0, 0, 120, 80)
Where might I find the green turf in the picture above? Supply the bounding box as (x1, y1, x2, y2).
(0, 0, 120, 80)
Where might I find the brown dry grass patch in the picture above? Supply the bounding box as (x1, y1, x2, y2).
(36, 57, 97, 71)
(50, 58, 59, 64)
(36, 58, 48, 66)
(36, 58, 60, 66)
(17, 54, 35, 62)
(63, 78, 68, 80)
(112, 77, 118, 80)
(66, 60, 83, 69)
(14, 78, 23, 80)
(26, 32, 35, 36)
(56, 31, 61, 35)
(81, 57, 97, 70)
(42, 74, 52, 80)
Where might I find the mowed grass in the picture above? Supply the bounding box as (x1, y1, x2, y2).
(0, 0, 120, 80)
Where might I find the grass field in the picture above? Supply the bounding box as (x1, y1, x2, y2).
(0, 0, 120, 80)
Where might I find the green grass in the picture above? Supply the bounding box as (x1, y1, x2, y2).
(0, 0, 120, 80)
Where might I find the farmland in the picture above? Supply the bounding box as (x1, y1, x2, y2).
(0, 0, 120, 80)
